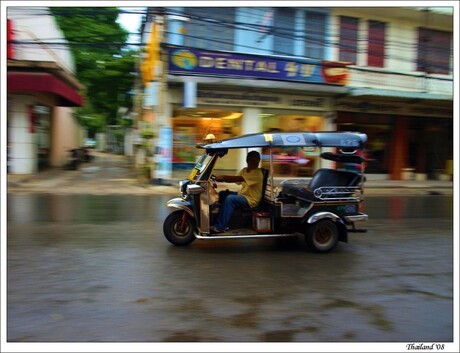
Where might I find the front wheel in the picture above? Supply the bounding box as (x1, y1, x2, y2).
(305, 219, 339, 253)
(163, 211, 196, 246)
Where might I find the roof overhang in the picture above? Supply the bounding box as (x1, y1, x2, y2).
(8, 71, 84, 107)
(168, 75, 349, 95)
(349, 87, 452, 102)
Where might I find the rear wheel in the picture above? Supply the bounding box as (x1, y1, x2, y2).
(163, 211, 196, 246)
(305, 219, 339, 253)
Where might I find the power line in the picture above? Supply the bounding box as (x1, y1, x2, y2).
(160, 7, 452, 65)
(10, 33, 452, 73)
(13, 6, 447, 47)
(9, 7, 453, 72)
(31, 6, 451, 54)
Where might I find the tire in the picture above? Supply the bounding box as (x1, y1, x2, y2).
(305, 219, 339, 253)
(163, 211, 196, 246)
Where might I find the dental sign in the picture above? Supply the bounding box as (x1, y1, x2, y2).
(168, 46, 348, 85)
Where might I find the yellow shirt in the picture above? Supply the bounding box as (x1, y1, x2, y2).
(237, 167, 264, 208)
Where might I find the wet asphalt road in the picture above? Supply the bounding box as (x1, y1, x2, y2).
(6, 193, 453, 345)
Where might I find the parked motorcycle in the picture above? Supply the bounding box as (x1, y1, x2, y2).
(64, 148, 80, 170)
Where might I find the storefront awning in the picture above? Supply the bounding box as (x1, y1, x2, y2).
(349, 87, 452, 101)
(168, 75, 349, 95)
(7, 72, 84, 107)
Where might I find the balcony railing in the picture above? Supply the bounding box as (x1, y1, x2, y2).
(347, 66, 453, 98)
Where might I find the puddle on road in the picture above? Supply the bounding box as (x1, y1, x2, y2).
(8, 194, 172, 224)
(363, 195, 452, 219)
(7, 194, 453, 342)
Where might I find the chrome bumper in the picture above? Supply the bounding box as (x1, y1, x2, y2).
(344, 213, 368, 223)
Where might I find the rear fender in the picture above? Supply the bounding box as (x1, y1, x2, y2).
(166, 198, 194, 217)
(307, 211, 340, 224)
(306, 211, 348, 243)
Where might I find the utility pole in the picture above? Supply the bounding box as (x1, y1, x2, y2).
(139, 7, 172, 183)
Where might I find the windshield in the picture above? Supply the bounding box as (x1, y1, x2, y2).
(188, 153, 213, 180)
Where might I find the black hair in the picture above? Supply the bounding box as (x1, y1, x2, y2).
(247, 151, 261, 161)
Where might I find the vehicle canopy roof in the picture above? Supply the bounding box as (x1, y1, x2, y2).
(198, 132, 367, 150)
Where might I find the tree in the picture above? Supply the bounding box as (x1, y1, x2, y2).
(50, 7, 137, 135)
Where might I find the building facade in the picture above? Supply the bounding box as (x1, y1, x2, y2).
(7, 7, 84, 174)
(138, 6, 453, 180)
(331, 7, 453, 180)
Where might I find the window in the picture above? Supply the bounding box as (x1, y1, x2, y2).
(273, 8, 296, 55)
(304, 11, 326, 59)
(367, 20, 386, 68)
(339, 16, 359, 63)
(417, 27, 452, 75)
(183, 8, 235, 51)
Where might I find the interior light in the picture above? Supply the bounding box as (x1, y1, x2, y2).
(222, 112, 243, 120)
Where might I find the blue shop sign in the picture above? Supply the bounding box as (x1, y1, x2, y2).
(167, 46, 346, 85)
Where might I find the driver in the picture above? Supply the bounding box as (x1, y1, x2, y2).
(211, 151, 263, 234)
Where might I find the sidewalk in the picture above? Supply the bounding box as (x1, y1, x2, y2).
(5, 152, 454, 196)
(165, 173, 454, 196)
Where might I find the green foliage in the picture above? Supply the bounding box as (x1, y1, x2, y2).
(76, 104, 106, 132)
(140, 129, 156, 157)
(50, 7, 138, 134)
(140, 129, 156, 140)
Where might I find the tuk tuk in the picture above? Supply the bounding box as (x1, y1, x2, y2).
(163, 131, 368, 253)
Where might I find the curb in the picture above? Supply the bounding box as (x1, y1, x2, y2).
(6, 159, 453, 196)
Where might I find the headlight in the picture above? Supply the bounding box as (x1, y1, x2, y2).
(186, 184, 205, 195)
(179, 180, 190, 195)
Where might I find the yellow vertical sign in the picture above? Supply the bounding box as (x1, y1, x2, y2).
(141, 22, 160, 86)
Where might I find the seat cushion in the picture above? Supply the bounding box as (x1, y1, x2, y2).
(308, 169, 360, 189)
(281, 169, 362, 201)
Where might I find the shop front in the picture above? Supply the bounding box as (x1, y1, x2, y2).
(336, 97, 453, 180)
(164, 45, 349, 176)
(169, 87, 336, 176)
(7, 62, 84, 174)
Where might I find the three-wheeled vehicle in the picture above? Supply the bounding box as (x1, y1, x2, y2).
(163, 131, 368, 253)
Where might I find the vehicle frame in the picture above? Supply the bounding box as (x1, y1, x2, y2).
(163, 131, 368, 253)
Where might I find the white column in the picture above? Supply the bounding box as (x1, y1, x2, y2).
(183, 81, 197, 108)
(323, 111, 336, 132)
(153, 101, 174, 180)
(124, 130, 133, 157)
(8, 95, 38, 174)
(239, 107, 262, 169)
(322, 112, 336, 169)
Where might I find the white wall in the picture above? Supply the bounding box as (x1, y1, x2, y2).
(8, 7, 83, 173)
(8, 95, 38, 174)
(7, 7, 76, 73)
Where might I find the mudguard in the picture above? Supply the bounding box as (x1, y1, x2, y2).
(307, 211, 342, 224)
(306, 211, 348, 243)
(166, 198, 194, 217)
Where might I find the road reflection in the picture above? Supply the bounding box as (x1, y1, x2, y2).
(8, 193, 453, 223)
(7, 194, 453, 342)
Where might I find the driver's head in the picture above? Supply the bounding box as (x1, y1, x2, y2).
(246, 151, 261, 166)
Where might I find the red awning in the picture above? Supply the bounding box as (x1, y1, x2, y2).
(7, 72, 84, 107)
